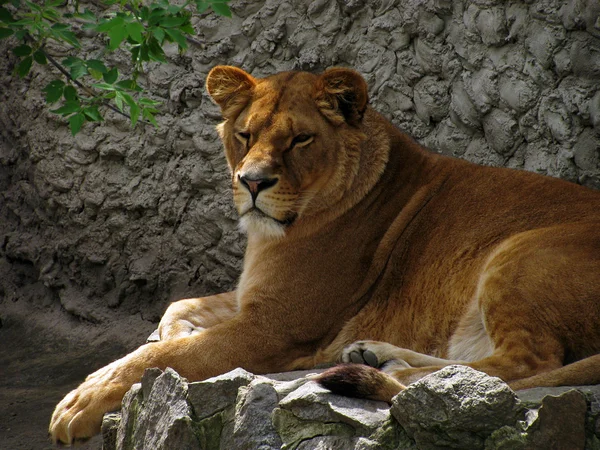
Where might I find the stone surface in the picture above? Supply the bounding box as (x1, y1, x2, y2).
(102, 367, 600, 450)
(115, 368, 198, 450)
(391, 366, 523, 450)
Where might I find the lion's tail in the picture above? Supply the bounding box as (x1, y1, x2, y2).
(314, 364, 405, 403)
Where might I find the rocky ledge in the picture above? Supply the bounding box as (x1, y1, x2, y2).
(101, 365, 600, 449)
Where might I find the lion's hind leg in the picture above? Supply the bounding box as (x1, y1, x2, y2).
(318, 224, 600, 401)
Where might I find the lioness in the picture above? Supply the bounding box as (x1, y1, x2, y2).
(50, 66, 600, 444)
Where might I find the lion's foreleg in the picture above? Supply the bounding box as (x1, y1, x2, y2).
(157, 291, 238, 340)
(49, 308, 305, 444)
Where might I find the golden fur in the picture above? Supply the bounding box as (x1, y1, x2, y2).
(50, 66, 600, 444)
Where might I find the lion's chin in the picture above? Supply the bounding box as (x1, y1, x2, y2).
(239, 209, 288, 239)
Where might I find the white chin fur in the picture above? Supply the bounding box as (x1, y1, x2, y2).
(239, 214, 286, 239)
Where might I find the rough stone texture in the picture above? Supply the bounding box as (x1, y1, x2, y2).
(102, 367, 600, 450)
(115, 368, 198, 450)
(2, 0, 600, 338)
(391, 366, 523, 449)
(1, 0, 600, 448)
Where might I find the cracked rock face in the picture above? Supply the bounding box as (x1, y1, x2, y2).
(101, 367, 600, 450)
(2, 0, 599, 334)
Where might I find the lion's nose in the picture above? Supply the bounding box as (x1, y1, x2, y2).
(239, 175, 278, 201)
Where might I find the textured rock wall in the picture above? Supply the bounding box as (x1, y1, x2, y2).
(1, 0, 599, 328)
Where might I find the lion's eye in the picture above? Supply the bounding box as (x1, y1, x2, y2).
(291, 134, 313, 148)
(235, 132, 250, 144)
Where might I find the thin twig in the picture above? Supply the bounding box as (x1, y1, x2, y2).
(42, 48, 153, 126)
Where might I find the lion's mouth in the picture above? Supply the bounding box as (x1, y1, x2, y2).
(243, 207, 297, 227)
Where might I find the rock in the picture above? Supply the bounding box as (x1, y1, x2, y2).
(391, 365, 523, 450)
(187, 367, 255, 420)
(114, 368, 198, 450)
(103, 367, 600, 450)
(224, 378, 283, 450)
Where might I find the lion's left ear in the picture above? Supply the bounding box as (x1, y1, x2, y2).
(206, 65, 256, 116)
(314, 68, 369, 126)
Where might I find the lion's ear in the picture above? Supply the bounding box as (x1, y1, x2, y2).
(206, 65, 256, 116)
(315, 68, 369, 126)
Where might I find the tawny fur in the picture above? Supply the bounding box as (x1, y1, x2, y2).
(50, 66, 600, 444)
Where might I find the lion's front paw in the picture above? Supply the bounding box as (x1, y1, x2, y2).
(341, 340, 411, 370)
(49, 363, 126, 445)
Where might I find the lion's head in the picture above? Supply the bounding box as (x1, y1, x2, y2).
(206, 66, 387, 239)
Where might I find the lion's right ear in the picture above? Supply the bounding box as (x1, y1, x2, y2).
(206, 66, 256, 116)
(315, 68, 368, 126)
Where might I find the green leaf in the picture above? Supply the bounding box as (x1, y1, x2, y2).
(179, 23, 194, 34)
(70, 63, 88, 80)
(158, 15, 188, 28)
(62, 56, 81, 67)
(194, 1, 209, 13)
(25, 0, 42, 12)
(88, 69, 103, 80)
(63, 85, 78, 101)
(86, 59, 107, 73)
(151, 27, 165, 43)
(107, 24, 127, 50)
(120, 92, 135, 108)
(50, 23, 80, 47)
(16, 56, 32, 77)
(126, 21, 144, 43)
(61, 58, 87, 79)
(115, 79, 141, 91)
(139, 6, 149, 21)
(83, 106, 102, 122)
(211, 1, 231, 17)
(148, 8, 166, 25)
(139, 97, 161, 106)
(75, 8, 96, 22)
(114, 91, 124, 111)
(0, 6, 13, 22)
(142, 107, 158, 127)
(69, 113, 85, 135)
(91, 82, 115, 91)
(147, 36, 166, 62)
(42, 8, 61, 22)
(12, 44, 32, 56)
(129, 101, 140, 127)
(42, 79, 65, 103)
(33, 50, 47, 64)
(0, 27, 13, 39)
(95, 16, 124, 33)
(103, 67, 118, 84)
(164, 27, 187, 49)
(51, 100, 80, 115)
(130, 45, 141, 63)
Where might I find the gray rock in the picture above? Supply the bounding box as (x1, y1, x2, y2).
(225, 378, 283, 450)
(391, 365, 523, 450)
(187, 367, 255, 420)
(102, 367, 600, 450)
(283, 382, 389, 430)
(116, 368, 198, 450)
